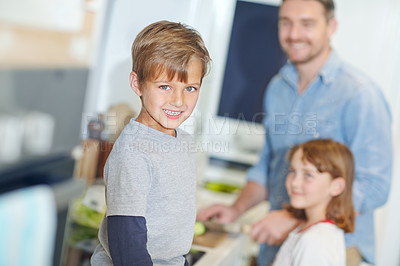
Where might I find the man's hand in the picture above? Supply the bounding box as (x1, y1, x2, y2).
(196, 204, 240, 224)
(197, 181, 267, 224)
(250, 209, 300, 245)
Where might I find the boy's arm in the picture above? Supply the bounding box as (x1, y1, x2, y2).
(107, 215, 152, 265)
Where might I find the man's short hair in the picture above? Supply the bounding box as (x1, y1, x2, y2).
(282, 0, 335, 20)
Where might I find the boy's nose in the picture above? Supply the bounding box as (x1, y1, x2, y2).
(170, 90, 184, 107)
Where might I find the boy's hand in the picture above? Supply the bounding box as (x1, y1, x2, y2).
(196, 204, 240, 224)
(249, 209, 300, 245)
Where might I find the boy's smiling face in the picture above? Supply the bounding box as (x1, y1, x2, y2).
(130, 59, 202, 136)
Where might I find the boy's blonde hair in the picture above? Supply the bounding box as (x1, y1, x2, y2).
(286, 138, 355, 233)
(131, 20, 211, 85)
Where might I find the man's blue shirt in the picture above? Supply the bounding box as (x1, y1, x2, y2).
(247, 50, 392, 265)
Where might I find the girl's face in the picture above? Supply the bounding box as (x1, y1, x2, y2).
(285, 148, 340, 221)
(130, 59, 202, 136)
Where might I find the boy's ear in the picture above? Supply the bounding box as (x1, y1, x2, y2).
(130, 72, 142, 96)
(330, 177, 345, 197)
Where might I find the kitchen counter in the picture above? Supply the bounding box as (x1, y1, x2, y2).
(194, 187, 269, 266)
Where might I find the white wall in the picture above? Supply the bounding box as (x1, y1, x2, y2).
(332, 1, 400, 265)
(89, 1, 400, 265)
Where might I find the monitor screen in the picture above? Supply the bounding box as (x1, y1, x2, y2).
(217, 0, 286, 124)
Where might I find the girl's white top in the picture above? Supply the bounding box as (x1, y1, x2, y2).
(273, 221, 346, 266)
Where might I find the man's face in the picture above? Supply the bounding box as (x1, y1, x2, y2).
(278, 0, 336, 65)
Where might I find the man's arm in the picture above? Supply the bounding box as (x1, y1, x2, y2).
(107, 215, 152, 265)
(232, 181, 268, 215)
(196, 181, 267, 223)
(250, 209, 301, 245)
(343, 86, 392, 214)
(197, 121, 271, 223)
(231, 120, 272, 214)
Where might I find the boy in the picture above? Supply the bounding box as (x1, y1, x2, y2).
(91, 20, 210, 265)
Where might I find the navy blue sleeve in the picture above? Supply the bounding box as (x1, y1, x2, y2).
(107, 216, 152, 265)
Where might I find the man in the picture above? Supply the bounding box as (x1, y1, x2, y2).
(197, 0, 392, 265)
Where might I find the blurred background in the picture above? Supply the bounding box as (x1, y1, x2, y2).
(0, 0, 399, 265)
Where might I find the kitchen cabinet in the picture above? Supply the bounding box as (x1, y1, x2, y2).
(0, 67, 90, 266)
(0, 0, 102, 68)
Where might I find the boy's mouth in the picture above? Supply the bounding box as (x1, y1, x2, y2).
(163, 109, 183, 119)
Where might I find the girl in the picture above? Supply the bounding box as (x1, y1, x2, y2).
(273, 139, 355, 266)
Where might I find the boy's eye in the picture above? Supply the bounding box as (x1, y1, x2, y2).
(185, 86, 197, 92)
(159, 85, 171, 90)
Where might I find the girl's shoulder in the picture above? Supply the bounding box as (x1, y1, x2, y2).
(299, 222, 344, 247)
(292, 223, 346, 265)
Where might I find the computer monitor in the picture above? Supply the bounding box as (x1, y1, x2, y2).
(202, 0, 286, 166)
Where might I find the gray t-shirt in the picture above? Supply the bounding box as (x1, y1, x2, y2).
(91, 120, 197, 266)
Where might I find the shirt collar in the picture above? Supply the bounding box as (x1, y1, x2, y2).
(280, 49, 342, 88)
(319, 50, 341, 84)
